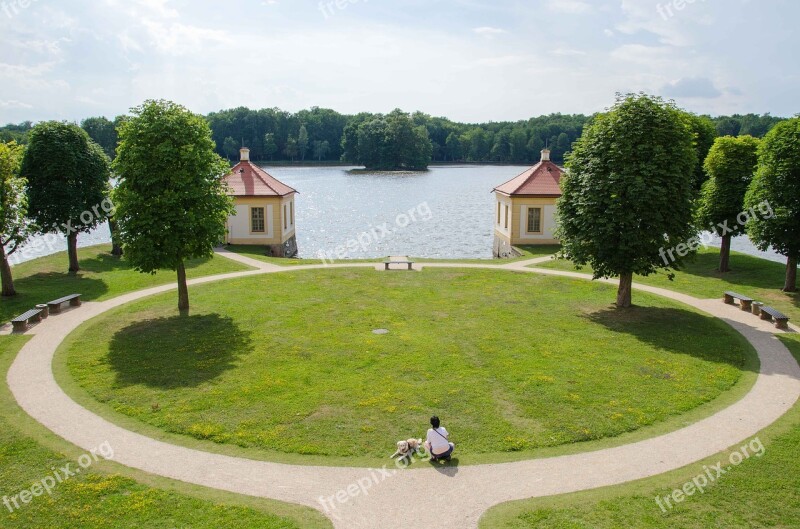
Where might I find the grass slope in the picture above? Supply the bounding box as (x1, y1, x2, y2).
(480, 336, 800, 529)
(62, 268, 751, 465)
(1, 244, 249, 324)
(0, 336, 330, 529)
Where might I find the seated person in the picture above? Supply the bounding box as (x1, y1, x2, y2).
(425, 416, 455, 460)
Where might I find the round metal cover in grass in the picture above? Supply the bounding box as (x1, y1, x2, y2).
(372, 329, 389, 335)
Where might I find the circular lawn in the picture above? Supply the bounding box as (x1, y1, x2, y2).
(60, 268, 752, 463)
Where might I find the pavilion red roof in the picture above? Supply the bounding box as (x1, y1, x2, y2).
(223, 160, 297, 197)
(493, 159, 564, 197)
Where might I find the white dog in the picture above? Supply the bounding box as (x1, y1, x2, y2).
(390, 438, 423, 460)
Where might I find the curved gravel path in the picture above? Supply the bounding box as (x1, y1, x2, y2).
(7, 250, 800, 528)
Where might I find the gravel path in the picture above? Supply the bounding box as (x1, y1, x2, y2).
(6, 251, 800, 528)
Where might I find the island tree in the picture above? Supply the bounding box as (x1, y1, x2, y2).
(113, 100, 232, 311)
(0, 141, 31, 296)
(696, 135, 760, 272)
(744, 117, 800, 292)
(556, 94, 697, 308)
(343, 109, 433, 170)
(21, 122, 111, 273)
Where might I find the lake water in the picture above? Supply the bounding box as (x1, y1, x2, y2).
(12, 165, 787, 264)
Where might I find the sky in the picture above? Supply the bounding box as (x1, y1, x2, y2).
(0, 0, 797, 124)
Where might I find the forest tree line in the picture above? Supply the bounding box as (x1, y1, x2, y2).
(0, 109, 787, 166)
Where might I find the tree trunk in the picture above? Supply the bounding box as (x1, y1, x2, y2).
(177, 260, 189, 313)
(785, 256, 798, 293)
(67, 232, 80, 273)
(0, 245, 16, 297)
(719, 234, 731, 273)
(617, 272, 633, 308)
(109, 218, 123, 257)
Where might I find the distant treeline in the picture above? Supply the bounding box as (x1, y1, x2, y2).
(0, 109, 787, 166)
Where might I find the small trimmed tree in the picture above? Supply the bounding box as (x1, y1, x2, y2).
(113, 100, 233, 312)
(744, 117, 800, 292)
(557, 94, 697, 308)
(21, 122, 111, 273)
(0, 141, 32, 296)
(696, 135, 760, 273)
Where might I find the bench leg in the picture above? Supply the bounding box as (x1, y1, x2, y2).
(70, 298, 82, 307)
(741, 301, 752, 311)
(12, 322, 27, 333)
(50, 305, 61, 314)
(776, 319, 789, 331)
(723, 294, 734, 304)
(760, 312, 772, 322)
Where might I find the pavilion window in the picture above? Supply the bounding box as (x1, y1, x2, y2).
(527, 208, 542, 234)
(251, 207, 266, 233)
(504, 205, 509, 229)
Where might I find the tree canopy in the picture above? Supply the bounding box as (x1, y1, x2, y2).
(20, 121, 111, 272)
(0, 141, 31, 296)
(113, 100, 233, 311)
(696, 135, 760, 272)
(744, 117, 800, 292)
(557, 94, 698, 308)
(341, 109, 433, 170)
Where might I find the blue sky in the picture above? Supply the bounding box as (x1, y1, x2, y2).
(0, 0, 797, 123)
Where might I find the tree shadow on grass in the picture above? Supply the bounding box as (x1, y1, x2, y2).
(582, 306, 758, 373)
(108, 314, 252, 389)
(678, 251, 791, 291)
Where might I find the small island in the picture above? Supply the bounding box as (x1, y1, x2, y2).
(341, 109, 433, 171)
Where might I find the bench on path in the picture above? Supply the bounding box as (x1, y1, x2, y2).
(47, 294, 82, 314)
(11, 308, 44, 333)
(723, 291, 754, 312)
(385, 259, 415, 271)
(759, 306, 790, 330)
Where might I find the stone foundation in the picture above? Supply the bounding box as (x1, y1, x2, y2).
(269, 236, 298, 258)
(493, 236, 520, 259)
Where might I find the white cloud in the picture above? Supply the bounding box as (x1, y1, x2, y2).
(546, 0, 592, 15)
(0, 100, 33, 109)
(472, 27, 507, 38)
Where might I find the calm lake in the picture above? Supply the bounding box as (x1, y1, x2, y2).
(14, 165, 787, 264)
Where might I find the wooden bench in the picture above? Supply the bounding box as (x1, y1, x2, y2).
(11, 308, 44, 333)
(760, 306, 790, 330)
(47, 294, 82, 314)
(385, 260, 415, 271)
(723, 291, 754, 311)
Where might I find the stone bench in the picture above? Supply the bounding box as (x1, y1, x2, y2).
(760, 306, 790, 330)
(11, 308, 44, 333)
(723, 291, 754, 312)
(385, 260, 415, 271)
(48, 294, 82, 314)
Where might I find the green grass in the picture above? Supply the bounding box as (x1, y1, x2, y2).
(60, 268, 753, 466)
(537, 248, 800, 322)
(0, 336, 330, 529)
(479, 338, 800, 529)
(1, 244, 250, 324)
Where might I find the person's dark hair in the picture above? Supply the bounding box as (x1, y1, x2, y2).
(430, 416, 440, 429)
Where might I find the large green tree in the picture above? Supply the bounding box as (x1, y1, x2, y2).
(744, 117, 800, 292)
(113, 100, 232, 312)
(696, 135, 760, 273)
(21, 122, 111, 273)
(81, 116, 118, 159)
(683, 114, 718, 191)
(0, 141, 32, 296)
(556, 94, 697, 308)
